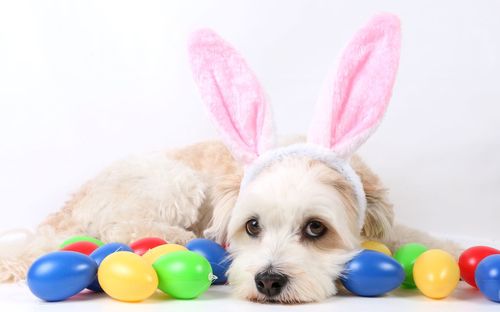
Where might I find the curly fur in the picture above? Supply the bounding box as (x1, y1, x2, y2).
(0, 140, 461, 304)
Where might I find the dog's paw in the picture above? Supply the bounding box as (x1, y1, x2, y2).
(98, 221, 197, 245)
(163, 226, 197, 245)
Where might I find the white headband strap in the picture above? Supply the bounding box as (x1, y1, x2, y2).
(239, 143, 367, 230)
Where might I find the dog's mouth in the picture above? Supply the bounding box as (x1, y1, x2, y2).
(238, 268, 340, 304)
(247, 294, 306, 305)
(246, 285, 319, 305)
(242, 275, 345, 304)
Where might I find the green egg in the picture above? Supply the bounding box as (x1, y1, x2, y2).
(153, 250, 214, 299)
(394, 243, 428, 288)
(59, 235, 104, 248)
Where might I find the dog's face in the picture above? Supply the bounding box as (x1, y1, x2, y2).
(226, 157, 361, 303)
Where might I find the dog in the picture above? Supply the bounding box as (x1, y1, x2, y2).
(0, 14, 461, 304)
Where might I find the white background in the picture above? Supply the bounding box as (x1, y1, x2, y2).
(0, 0, 499, 242)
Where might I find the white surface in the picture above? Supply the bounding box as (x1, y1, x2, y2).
(0, 0, 499, 241)
(1, 283, 500, 312)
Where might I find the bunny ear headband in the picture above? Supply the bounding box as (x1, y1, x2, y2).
(189, 13, 401, 231)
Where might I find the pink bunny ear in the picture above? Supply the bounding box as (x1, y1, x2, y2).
(308, 13, 401, 157)
(189, 29, 275, 165)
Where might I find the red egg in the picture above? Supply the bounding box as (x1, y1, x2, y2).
(458, 246, 499, 288)
(130, 237, 167, 256)
(60, 241, 99, 255)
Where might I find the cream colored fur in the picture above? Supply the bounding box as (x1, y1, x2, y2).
(0, 139, 461, 303)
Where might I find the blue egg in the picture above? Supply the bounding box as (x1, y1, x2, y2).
(341, 250, 405, 297)
(475, 254, 500, 302)
(186, 238, 231, 284)
(27, 251, 97, 302)
(87, 242, 133, 291)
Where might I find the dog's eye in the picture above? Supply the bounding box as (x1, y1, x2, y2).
(245, 218, 261, 237)
(304, 220, 327, 238)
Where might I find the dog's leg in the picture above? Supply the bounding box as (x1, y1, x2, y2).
(98, 221, 197, 246)
(85, 154, 209, 245)
(382, 224, 464, 258)
(56, 153, 209, 245)
(0, 153, 209, 282)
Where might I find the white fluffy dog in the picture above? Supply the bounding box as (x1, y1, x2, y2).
(0, 14, 460, 303)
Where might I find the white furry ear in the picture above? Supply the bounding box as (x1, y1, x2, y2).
(362, 193, 394, 240)
(350, 156, 394, 240)
(203, 174, 241, 244)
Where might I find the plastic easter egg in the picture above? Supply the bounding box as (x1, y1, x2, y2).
(153, 250, 214, 299)
(98, 251, 158, 302)
(61, 241, 99, 255)
(27, 251, 97, 302)
(394, 243, 428, 288)
(89, 242, 133, 265)
(413, 249, 459, 299)
(60, 235, 104, 248)
(186, 238, 231, 284)
(475, 254, 500, 302)
(459, 246, 499, 288)
(361, 241, 392, 256)
(142, 243, 187, 265)
(87, 242, 133, 292)
(130, 237, 167, 256)
(341, 250, 405, 297)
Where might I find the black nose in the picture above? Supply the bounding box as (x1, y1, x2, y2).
(254, 271, 288, 297)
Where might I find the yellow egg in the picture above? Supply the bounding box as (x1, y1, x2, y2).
(361, 240, 392, 256)
(142, 243, 187, 265)
(413, 249, 459, 299)
(98, 251, 158, 302)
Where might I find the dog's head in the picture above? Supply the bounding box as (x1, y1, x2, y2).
(226, 157, 360, 303)
(189, 14, 401, 303)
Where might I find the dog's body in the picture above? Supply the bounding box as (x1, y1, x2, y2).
(0, 138, 460, 302)
(0, 14, 462, 303)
